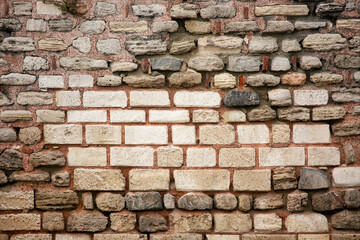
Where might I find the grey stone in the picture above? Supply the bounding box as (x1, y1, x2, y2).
(298, 168, 331, 190)
(224, 90, 260, 107)
(295, 21, 327, 30)
(42, 212, 64, 231)
(248, 106, 276, 122)
(36, 110, 65, 123)
(214, 193, 237, 210)
(49, 19, 73, 32)
(125, 192, 163, 211)
(332, 87, 360, 103)
(188, 56, 224, 71)
(312, 191, 345, 212)
(0, 93, 12, 106)
(151, 21, 179, 33)
(271, 57, 291, 71)
(269, 89, 292, 106)
(59, 57, 108, 71)
(282, 39, 301, 52)
(316, 2, 344, 16)
(238, 195, 253, 212)
(200, 5, 236, 18)
(334, 55, 360, 68)
(343, 144, 357, 165)
(227, 56, 261, 72)
(272, 167, 298, 190)
(349, 37, 360, 52)
(13, 2, 32, 15)
(0, 18, 22, 32)
(164, 193, 175, 209)
(287, 190, 308, 212)
(0, 73, 36, 85)
(170, 3, 197, 19)
(0, 149, 22, 170)
(152, 58, 182, 71)
(0, 128, 16, 142)
(35, 190, 79, 210)
(254, 194, 284, 210)
(247, 74, 280, 87)
(26, 19, 47, 32)
(225, 21, 259, 32)
(83, 192, 94, 210)
(17, 92, 53, 105)
(346, 1, 356, 11)
(264, 21, 294, 33)
(9, 170, 50, 182)
(95, 192, 125, 212)
(19, 127, 41, 145)
(96, 39, 121, 55)
(0, 58, 7, 67)
(0, 110, 32, 122)
(331, 210, 360, 230)
(278, 107, 310, 122)
(51, 171, 70, 187)
(126, 36, 167, 55)
(344, 189, 360, 208)
(95, 2, 118, 16)
(299, 56, 322, 70)
(132, 4, 166, 17)
(139, 215, 168, 233)
(355, 71, 360, 82)
(312, 106, 346, 121)
(30, 152, 65, 167)
(302, 34, 346, 51)
(66, 210, 108, 232)
(178, 193, 213, 210)
(248, 36, 278, 54)
(79, 20, 105, 34)
(97, 75, 122, 87)
(168, 71, 202, 88)
(123, 73, 165, 88)
(72, 37, 91, 53)
(23, 56, 49, 71)
(169, 40, 196, 54)
(332, 122, 360, 136)
(0, 171, 7, 185)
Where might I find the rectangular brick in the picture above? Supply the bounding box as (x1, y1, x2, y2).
(11, 234, 52, 240)
(242, 235, 296, 240)
(130, 91, 170, 107)
(129, 169, 170, 191)
(74, 169, 125, 191)
(151, 234, 202, 240)
(259, 147, 305, 166)
(206, 235, 239, 240)
(36, 110, 65, 123)
(174, 170, 230, 191)
(172, 125, 196, 145)
(237, 124, 270, 144)
(44, 124, 82, 144)
(187, 148, 216, 167)
(170, 213, 212, 233)
(55, 234, 91, 240)
(94, 234, 147, 240)
(294, 90, 328, 106)
(0, 214, 41, 231)
(157, 146, 183, 168)
(110, 110, 145, 123)
(199, 125, 235, 144)
(219, 148, 255, 168)
(125, 126, 168, 145)
(214, 213, 252, 233)
(110, 147, 154, 166)
(68, 75, 94, 88)
(174, 91, 221, 108)
(68, 110, 107, 122)
(56, 91, 81, 107)
(0, 190, 34, 210)
(149, 110, 189, 123)
(233, 170, 271, 191)
(332, 167, 360, 187)
(39, 75, 64, 88)
(83, 91, 127, 107)
(67, 147, 106, 166)
(308, 147, 340, 166)
(293, 124, 331, 144)
(255, 5, 309, 16)
(85, 125, 122, 144)
(193, 110, 219, 123)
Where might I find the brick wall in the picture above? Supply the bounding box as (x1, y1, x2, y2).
(0, 0, 360, 239)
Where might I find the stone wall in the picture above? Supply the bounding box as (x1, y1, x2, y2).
(0, 0, 360, 239)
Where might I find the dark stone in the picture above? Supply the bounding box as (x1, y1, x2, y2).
(344, 189, 360, 208)
(332, 123, 360, 136)
(0, 18, 22, 32)
(343, 144, 357, 165)
(151, 57, 182, 71)
(0, 149, 23, 170)
(125, 192, 163, 211)
(214, 193, 237, 210)
(66, 210, 108, 232)
(312, 191, 345, 212)
(272, 167, 298, 190)
(139, 215, 168, 233)
(224, 90, 260, 107)
(51, 171, 70, 187)
(331, 210, 360, 230)
(316, 2, 344, 16)
(334, 55, 360, 69)
(30, 152, 66, 167)
(248, 106, 276, 122)
(254, 194, 284, 210)
(9, 170, 50, 182)
(49, 19, 73, 32)
(0, 170, 7, 185)
(35, 190, 79, 210)
(298, 168, 331, 190)
(177, 193, 213, 211)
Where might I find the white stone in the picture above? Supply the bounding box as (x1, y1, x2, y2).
(271, 57, 291, 71)
(282, 39, 301, 52)
(125, 126, 168, 145)
(74, 169, 125, 191)
(69, 75, 93, 88)
(172, 125, 196, 145)
(72, 37, 91, 54)
(110, 110, 145, 123)
(294, 90, 329, 106)
(206, 235, 239, 240)
(56, 234, 91, 240)
(83, 91, 127, 108)
(86, 125, 122, 145)
(332, 167, 360, 187)
(110, 147, 154, 167)
(36, 110, 65, 123)
(44, 125, 82, 144)
(157, 147, 183, 168)
(214, 73, 236, 89)
(308, 147, 340, 166)
(219, 148, 255, 168)
(68, 110, 107, 123)
(56, 91, 81, 107)
(193, 110, 219, 123)
(254, 213, 282, 232)
(268, 89, 292, 106)
(259, 147, 305, 166)
(238, 125, 270, 144)
(187, 148, 216, 167)
(174, 91, 221, 108)
(149, 110, 189, 123)
(222, 111, 246, 122)
(293, 124, 331, 144)
(285, 213, 329, 232)
(110, 62, 138, 72)
(79, 20, 105, 34)
(26, 19, 47, 32)
(129, 169, 170, 191)
(130, 91, 170, 107)
(174, 170, 230, 191)
(68, 148, 107, 166)
(96, 39, 121, 55)
(36, 1, 62, 15)
(23, 56, 49, 71)
(11, 234, 52, 240)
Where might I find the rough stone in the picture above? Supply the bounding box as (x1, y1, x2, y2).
(238, 195, 253, 212)
(157, 147, 183, 168)
(295, 21, 326, 30)
(282, 39, 301, 52)
(0, 214, 41, 231)
(214, 213, 252, 233)
(269, 89, 292, 106)
(44, 124, 82, 144)
(278, 107, 310, 122)
(49, 19, 73, 32)
(174, 170, 230, 191)
(74, 169, 125, 191)
(152, 58, 182, 71)
(0, 190, 34, 210)
(225, 21, 259, 32)
(334, 55, 360, 69)
(79, 20, 105, 34)
(0, 128, 16, 142)
(214, 73, 236, 89)
(164, 194, 175, 210)
(200, 5, 236, 19)
(344, 189, 360, 208)
(332, 167, 360, 187)
(96, 192, 125, 212)
(51, 171, 70, 187)
(43, 212, 64, 231)
(234, 170, 271, 191)
(310, 72, 343, 86)
(214, 193, 237, 210)
(126, 36, 167, 55)
(170, 3, 197, 19)
(255, 5, 309, 16)
(170, 213, 212, 233)
(0, 73, 36, 85)
(265, 21, 294, 33)
(151, 21, 178, 33)
(185, 20, 211, 34)
(139, 215, 168, 233)
(300, 56, 322, 70)
(125, 192, 163, 211)
(242, 235, 296, 240)
(224, 90, 260, 107)
(337, 19, 360, 30)
(66, 211, 108, 232)
(271, 57, 291, 71)
(23, 56, 49, 71)
(193, 110, 219, 123)
(272, 123, 290, 144)
(312, 106, 346, 121)
(219, 148, 255, 168)
(0, 149, 22, 170)
(188, 56, 224, 71)
(129, 169, 169, 191)
(247, 74, 280, 87)
(110, 212, 136, 232)
(272, 167, 298, 190)
(97, 75, 122, 87)
(35, 190, 78, 210)
(281, 72, 306, 86)
(170, 40, 196, 55)
(96, 39, 121, 55)
(132, 4, 166, 17)
(9, 170, 50, 182)
(26, 19, 47, 32)
(332, 123, 360, 136)
(13, 2, 32, 15)
(178, 193, 213, 211)
(294, 90, 329, 106)
(248, 106, 276, 122)
(286, 213, 329, 232)
(0, 93, 12, 106)
(343, 144, 357, 165)
(72, 37, 91, 53)
(302, 34, 346, 51)
(254, 194, 284, 210)
(95, 2, 118, 16)
(249, 37, 278, 53)
(110, 62, 138, 72)
(331, 210, 360, 230)
(60, 57, 107, 71)
(18, 127, 41, 145)
(228, 56, 261, 72)
(0, 37, 35, 52)
(312, 191, 345, 211)
(168, 71, 202, 88)
(254, 213, 282, 232)
(298, 168, 331, 190)
(287, 191, 308, 212)
(316, 2, 344, 16)
(0, 110, 32, 122)
(0, 171, 7, 185)
(17, 92, 53, 105)
(222, 111, 246, 123)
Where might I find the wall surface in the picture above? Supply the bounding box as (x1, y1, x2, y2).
(0, 0, 360, 239)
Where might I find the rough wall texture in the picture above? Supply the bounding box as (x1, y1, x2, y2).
(0, 0, 360, 239)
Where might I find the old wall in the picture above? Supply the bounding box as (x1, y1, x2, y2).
(0, 0, 360, 239)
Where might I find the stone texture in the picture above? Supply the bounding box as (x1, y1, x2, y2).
(193, 110, 219, 123)
(13, 2, 32, 15)
(234, 170, 271, 191)
(36, 110, 65, 123)
(18, 127, 41, 145)
(96, 39, 121, 55)
(74, 169, 125, 191)
(337, 19, 360, 30)
(255, 5, 309, 16)
(44, 125, 82, 144)
(83, 91, 126, 107)
(79, 20, 105, 34)
(238, 195, 253, 212)
(164, 194, 175, 210)
(285, 213, 329, 232)
(0, 110, 32, 122)
(282, 39, 301, 52)
(188, 56, 224, 71)
(224, 90, 260, 107)
(185, 20, 211, 34)
(94, 234, 146, 240)
(23, 56, 49, 71)
(225, 21, 259, 32)
(343, 144, 357, 165)
(139, 215, 167, 233)
(186, 147, 215, 167)
(0, 149, 22, 170)
(157, 147, 183, 167)
(174, 170, 230, 191)
(152, 58, 182, 71)
(334, 55, 360, 68)
(298, 168, 331, 190)
(0, 73, 36, 85)
(312, 106, 346, 121)
(95, 2, 118, 16)
(17, 92, 52, 105)
(110, 212, 136, 232)
(332, 210, 360, 230)
(259, 147, 305, 166)
(110, 62, 138, 72)
(200, 5, 236, 18)
(59, 57, 107, 71)
(170, 3, 197, 19)
(66, 211, 108, 232)
(254, 194, 284, 210)
(312, 191, 345, 212)
(125, 192, 163, 211)
(43, 212, 64, 231)
(227, 56, 261, 72)
(130, 91, 170, 107)
(237, 125, 269, 144)
(170, 40, 196, 55)
(0, 214, 41, 231)
(308, 147, 340, 166)
(0, 190, 34, 210)
(0, 171, 7, 185)
(242, 235, 296, 240)
(132, 4, 166, 17)
(219, 148, 255, 168)
(248, 106, 276, 122)
(302, 34, 346, 51)
(316, 2, 344, 16)
(273, 167, 297, 190)
(0, 93, 12, 106)
(39, 38, 68, 51)
(72, 37, 91, 53)
(49, 19, 72, 32)
(300, 56, 322, 70)
(174, 91, 221, 108)
(271, 57, 291, 71)
(51, 171, 70, 187)
(332, 123, 360, 136)
(247, 74, 280, 87)
(199, 125, 235, 144)
(9, 170, 50, 182)
(265, 21, 294, 33)
(178, 193, 213, 210)
(281, 72, 306, 86)
(126, 36, 167, 55)
(152, 21, 179, 33)
(254, 213, 282, 232)
(214, 193, 237, 210)
(110, 147, 154, 166)
(344, 189, 360, 208)
(222, 111, 246, 123)
(332, 167, 360, 187)
(168, 71, 201, 88)
(129, 169, 169, 191)
(35, 190, 78, 210)
(214, 73, 236, 89)
(26, 19, 47, 32)
(96, 193, 125, 212)
(125, 126, 167, 145)
(278, 107, 310, 122)
(0, 37, 35, 52)
(293, 124, 331, 143)
(97, 75, 122, 87)
(214, 213, 252, 233)
(287, 191, 308, 212)
(0, 128, 16, 142)
(269, 89, 292, 106)
(310, 72, 343, 86)
(249, 37, 278, 53)
(170, 213, 212, 233)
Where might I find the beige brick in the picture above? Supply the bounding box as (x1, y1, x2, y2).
(110, 110, 145, 123)
(272, 123, 290, 144)
(130, 91, 170, 107)
(172, 125, 196, 145)
(44, 124, 82, 144)
(150, 234, 202, 240)
(187, 148, 216, 167)
(68, 75, 94, 88)
(199, 125, 235, 144)
(331, 234, 360, 240)
(238, 125, 270, 144)
(255, 5, 309, 16)
(39, 75, 64, 89)
(36, 1, 61, 15)
(234, 170, 271, 191)
(110, 21, 148, 33)
(149, 110, 189, 123)
(0, 214, 41, 231)
(68, 110, 107, 122)
(110, 147, 154, 167)
(36, 110, 65, 123)
(214, 213, 252, 233)
(285, 213, 328, 232)
(242, 235, 296, 240)
(206, 235, 239, 240)
(129, 169, 170, 191)
(174, 91, 221, 108)
(125, 126, 168, 145)
(94, 234, 146, 240)
(293, 124, 331, 144)
(83, 91, 127, 107)
(294, 90, 328, 106)
(10, 234, 52, 240)
(308, 147, 340, 166)
(170, 213, 212, 233)
(254, 213, 282, 232)
(86, 125, 122, 144)
(193, 110, 219, 123)
(298, 234, 329, 240)
(68, 148, 106, 166)
(222, 111, 246, 123)
(219, 148, 255, 168)
(56, 91, 81, 107)
(0, 190, 34, 210)
(332, 167, 360, 187)
(174, 170, 230, 191)
(259, 147, 305, 166)
(157, 146, 183, 167)
(55, 234, 91, 240)
(110, 212, 136, 232)
(74, 169, 125, 191)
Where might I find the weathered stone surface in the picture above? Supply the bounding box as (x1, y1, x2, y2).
(96, 39, 121, 55)
(282, 39, 301, 52)
(0, 37, 35, 52)
(170, 40, 196, 55)
(0, 18, 22, 31)
(214, 73, 236, 89)
(248, 106, 276, 122)
(238, 124, 270, 144)
(152, 58, 182, 71)
(79, 20, 105, 34)
(332, 123, 360, 136)
(344, 189, 360, 208)
(255, 5, 309, 16)
(0, 92, 12, 106)
(43, 212, 64, 231)
(238, 195, 253, 212)
(248, 37, 278, 53)
(17, 92, 52, 105)
(200, 5, 236, 18)
(302, 34, 346, 51)
(0, 73, 36, 85)
(0, 214, 41, 231)
(343, 144, 357, 165)
(66, 211, 108, 232)
(23, 56, 49, 71)
(0, 190, 34, 210)
(300, 56, 322, 70)
(310, 72, 343, 86)
(222, 111, 246, 123)
(287, 190, 308, 212)
(331, 210, 360, 230)
(110, 212, 136, 232)
(164, 193, 175, 210)
(95, 193, 125, 212)
(198, 36, 243, 55)
(224, 90, 260, 107)
(139, 215, 167, 233)
(281, 72, 306, 86)
(9, 170, 50, 182)
(298, 168, 330, 190)
(74, 169, 125, 191)
(178, 193, 213, 210)
(35, 190, 78, 210)
(265, 21, 294, 33)
(51, 171, 70, 187)
(278, 107, 310, 122)
(49, 19, 73, 32)
(26, 19, 47, 32)
(332, 87, 360, 103)
(0, 128, 16, 142)
(72, 37, 91, 53)
(44, 125, 82, 144)
(254, 194, 284, 210)
(0, 149, 22, 170)
(312, 191, 345, 212)
(199, 125, 235, 144)
(228, 56, 261, 72)
(295, 21, 326, 30)
(248, 74, 280, 87)
(0, 110, 32, 122)
(214, 193, 237, 210)
(125, 192, 163, 211)
(30, 152, 65, 167)
(151, 234, 202, 240)
(312, 106, 346, 121)
(0, 171, 7, 185)
(126, 36, 167, 55)
(225, 21, 259, 32)
(95, 2, 118, 16)
(294, 90, 329, 106)
(337, 19, 360, 30)
(185, 20, 211, 34)
(316, 2, 344, 16)
(331, 234, 360, 240)
(59, 57, 108, 71)
(269, 89, 292, 106)
(132, 4, 166, 17)
(97, 75, 122, 87)
(174, 170, 230, 191)
(170, 213, 212, 233)
(334, 55, 360, 69)
(129, 169, 169, 191)
(272, 123, 290, 144)
(188, 56, 224, 71)
(294, 124, 330, 144)
(168, 71, 202, 88)
(271, 57, 291, 71)
(214, 213, 252, 233)
(94, 234, 146, 240)
(18, 127, 41, 145)
(286, 213, 329, 232)
(332, 167, 360, 187)
(273, 167, 298, 190)
(110, 62, 138, 72)
(234, 170, 271, 192)
(152, 21, 178, 33)
(219, 148, 255, 168)
(243, 235, 296, 240)
(254, 213, 282, 232)
(170, 3, 197, 19)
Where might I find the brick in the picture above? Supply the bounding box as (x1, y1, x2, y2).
(172, 125, 196, 145)
(44, 125, 82, 144)
(110, 212, 136, 232)
(193, 110, 219, 123)
(332, 167, 360, 187)
(125, 126, 168, 145)
(110, 147, 154, 167)
(68, 110, 107, 122)
(254, 213, 282, 232)
(199, 125, 235, 144)
(36, 110, 65, 123)
(308, 147, 340, 166)
(110, 110, 145, 123)
(242, 235, 296, 240)
(55, 234, 91, 240)
(298, 235, 329, 240)
(237, 124, 270, 144)
(83, 91, 127, 108)
(26, 19, 47, 32)
(94, 234, 146, 240)
(129, 169, 170, 191)
(149, 110, 189, 123)
(214, 213, 252, 233)
(174, 91, 221, 108)
(255, 5, 309, 16)
(39, 75, 64, 88)
(272, 123, 290, 144)
(174, 170, 230, 191)
(17, 92, 52, 105)
(74, 169, 125, 191)
(110, 21, 147, 33)
(69, 75, 94, 88)
(259, 148, 305, 166)
(130, 91, 170, 107)
(36, 1, 61, 15)
(157, 147, 183, 167)
(68, 148, 107, 166)
(222, 111, 246, 122)
(285, 213, 329, 232)
(0, 190, 34, 210)
(206, 236, 239, 240)
(219, 148, 255, 168)
(56, 91, 81, 107)
(187, 148, 216, 167)
(294, 90, 328, 106)
(0, 214, 40, 231)
(293, 124, 331, 144)
(170, 213, 212, 233)
(86, 125, 122, 144)
(233, 170, 271, 191)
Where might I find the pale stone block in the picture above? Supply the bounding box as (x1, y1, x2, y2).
(11, 234, 52, 240)
(36, 110, 65, 123)
(74, 169, 125, 191)
(174, 91, 221, 108)
(83, 91, 127, 108)
(332, 167, 360, 187)
(199, 125, 235, 144)
(55, 234, 91, 240)
(222, 111, 246, 122)
(129, 169, 170, 191)
(125, 126, 168, 145)
(110, 147, 154, 167)
(206, 235, 239, 240)
(36, 1, 62, 15)
(219, 148, 255, 168)
(39, 75, 64, 88)
(234, 170, 271, 191)
(110, 110, 145, 123)
(293, 124, 331, 144)
(56, 91, 81, 107)
(0, 214, 41, 231)
(294, 90, 329, 106)
(285, 213, 329, 232)
(0, 191, 34, 210)
(68, 110, 107, 122)
(193, 110, 219, 123)
(254, 213, 282, 232)
(94, 234, 146, 240)
(68, 148, 106, 166)
(86, 125, 122, 144)
(149, 110, 189, 123)
(214, 213, 252, 233)
(44, 125, 82, 144)
(157, 146, 183, 167)
(298, 234, 329, 240)
(255, 5, 309, 16)
(308, 147, 340, 166)
(242, 235, 296, 240)
(259, 147, 305, 166)
(172, 125, 195, 145)
(170, 213, 212, 233)
(187, 148, 216, 167)
(174, 170, 230, 191)
(238, 125, 269, 144)
(272, 123, 290, 144)
(68, 75, 94, 88)
(130, 91, 170, 107)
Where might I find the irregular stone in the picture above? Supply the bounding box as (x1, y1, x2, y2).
(9, 170, 50, 182)
(79, 20, 105, 34)
(0, 58, 7, 67)
(164, 193, 175, 209)
(355, 72, 360, 82)
(66, 211, 108, 232)
(224, 90, 260, 106)
(332, 123, 360, 136)
(198, 36, 243, 55)
(0, 110, 32, 122)
(168, 71, 202, 88)
(95, 2, 118, 16)
(0, 214, 41, 231)
(286, 213, 329, 232)
(35, 190, 78, 210)
(0, 18, 22, 31)
(316, 2, 344, 16)
(271, 57, 291, 71)
(312, 106, 346, 121)
(151, 21, 179, 33)
(0, 171, 7, 185)
(131, 4, 166, 17)
(287, 190, 308, 212)
(247, 74, 280, 87)
(152, 57, 182, 71)
(26, 19, 47, 32)
(336, 19, 360, 30)
(17, 92, 52, 105)
(282, 38, 301, 52)
(110, 212, 136, 232)
(294, 89, 329, 106)
(72, 37, 91, 53)
(96, 39, 121, 55)
(214, 193, 237, 210)
(43, 212, 64, 231)
(82, 192, 93, 210)
(0, 37, 35, 52)
(23, 56, 49, 71)
(0, 93, 12, 106)
(227, 56, 261, 72)
(0, 128, 16, 142)
(59, 57, 108, 71)
(255, 5, 309, 16)
(200, 5, 236, 19)
(254, 194, 284, 210)
(0, 149, 22, 170)
(332, 167, 360, 187)
(96, 192, 125, 212)
(272, 123, 290, 144)
(281, 72, 306, 86)
(170, 3, 197, 19)
(303, 34, 346, 51)
(334, 55, 360, 69)
(269, 89, 292, 106)
(48, 19, 72, 32)
(238, 195, 253, 212)
(126, 36, 167, 55)
(295, 21, 327, 30)
(139, 215, 168, 233)
(0, 190, 34, 210)
(97, 75, 122, 87)
(170, 40, 196, 54)
(349, 37, 360, 52)
(188, 56, 224, 71)
(224, 21, 259, 32)
(265, 21, 294, 33)
(343, 144, 357, 165)
(170, 213, 212, 233)
(272, 167, 298, 190)
(312, 191, 345, 211)
(125, 192, 163, 211)
(178, 193, 213, 211)
(0, 73, 36, 85)
(299, 56, 322, 70)
(331, 210, 360, 230)
(344, 189, 360, 208)
(248, 106, 276, 122)
(19, 127, 41, 145)
(185, 20, 211, 34)
(214, 213, 252, 233)
(110, 62, 138, 72)
(310, 72, 343, 86)
(331, 234, 360, 240)
(254, 213, 282, 232)
(51, 171, 70, 187)
(298, 168, 330, 190)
